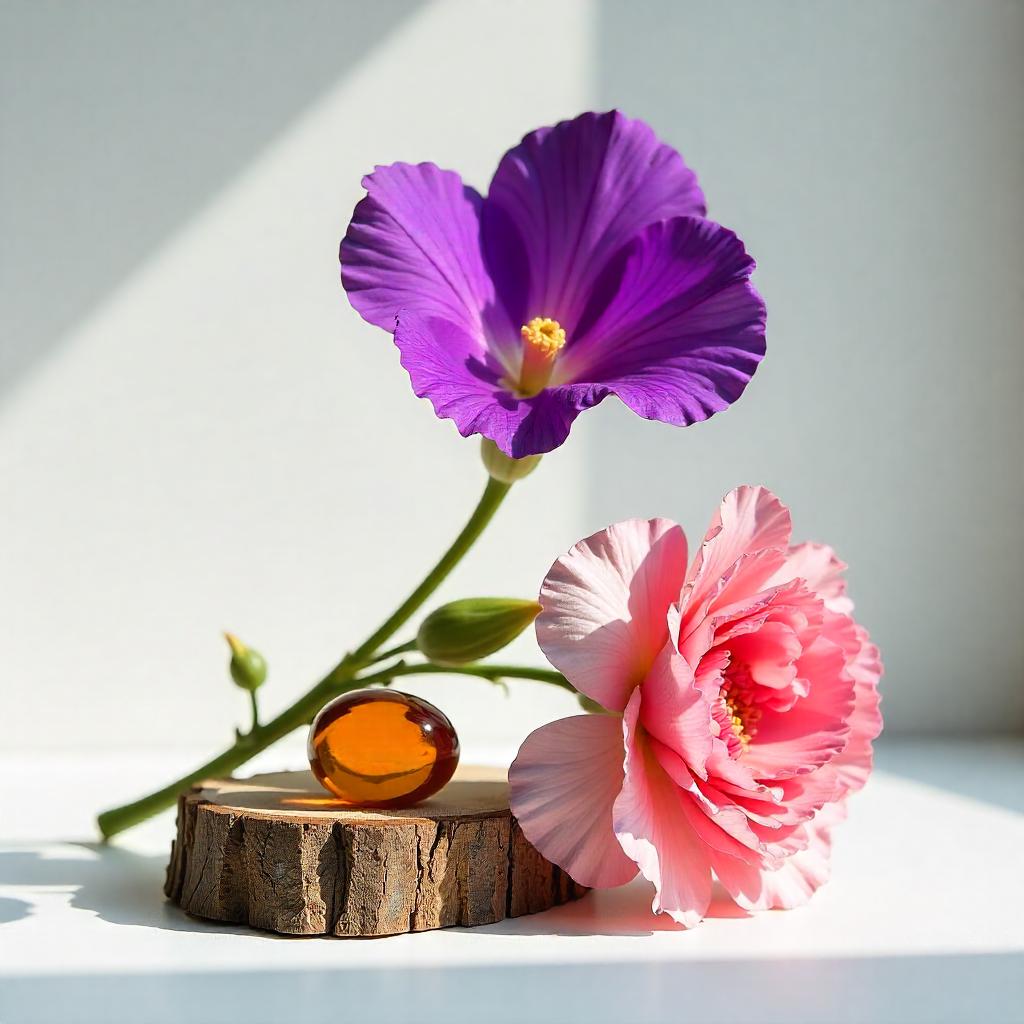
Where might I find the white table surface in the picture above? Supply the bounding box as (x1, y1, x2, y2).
(1, 739, 1022, 1024)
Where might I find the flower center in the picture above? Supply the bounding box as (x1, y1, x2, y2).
(514, 317, 566, 396)
(719, 674, 762, 756)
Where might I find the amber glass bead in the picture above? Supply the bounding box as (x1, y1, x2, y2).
(307, 689, 460, 807)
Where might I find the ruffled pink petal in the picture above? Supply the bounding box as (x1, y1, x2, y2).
(717, 548, 794, 610)
(678, 567, 777, 667)
(711, 776, 818, 831)
(831, 623, 883, 795)
(638, 641, 714, 776)
(768, 542, 854, 615)
(742, 637, 855, 780)
(677, 489, 794, 662)
(727, 619, 802, 690)
(701, 775, 787, 829)
(682, 486, 793, 617)
(770, 765, 844, 822)
(613, 690, 713, 927)
(714, 801, 846, 911)
(651, 738, 766, 863)
(537, 518, 688, 711)
(689, 648, 774, 796)
(679, 577, 822, 693)
(508, 715, 638, 889)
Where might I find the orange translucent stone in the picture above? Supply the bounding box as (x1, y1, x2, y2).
(307, 689, 460, 807)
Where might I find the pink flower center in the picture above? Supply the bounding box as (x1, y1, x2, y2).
(715, 665, 762, 758)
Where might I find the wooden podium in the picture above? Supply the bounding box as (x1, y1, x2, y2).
(165, 766, 588, 937)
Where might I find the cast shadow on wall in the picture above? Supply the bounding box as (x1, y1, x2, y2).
(0, 0, 421, 398)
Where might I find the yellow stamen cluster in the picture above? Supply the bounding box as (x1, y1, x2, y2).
(723, 685, 762, 751)
(520, 317, 566, 358)
(514, 317, 567, 397)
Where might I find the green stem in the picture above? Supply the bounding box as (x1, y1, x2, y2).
(369, 638, 419, 665)
(97, 674, 367, 838)
(247, 689, 260, 733)
(349, 476, 511, 664)
(368, 661, 575, 692)
(96, 656, 572, 838)
(97, 475, 512, 839)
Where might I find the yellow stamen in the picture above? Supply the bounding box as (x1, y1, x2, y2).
(515, 316, 566, 396)
(521, 317, 566, 357)
(723, 686, 762, 751)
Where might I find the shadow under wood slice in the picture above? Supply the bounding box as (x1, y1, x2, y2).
(164, 767, 588, 937)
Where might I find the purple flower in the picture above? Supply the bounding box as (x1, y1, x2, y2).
(340, 111, 766, 458)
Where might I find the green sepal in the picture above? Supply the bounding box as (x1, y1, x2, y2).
(480, 439, 542, 484)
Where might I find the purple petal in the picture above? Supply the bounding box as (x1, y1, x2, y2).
(481, 111, 705, 334)
(394, 310, 599, 458)
(340, 162, 510, 345)
(560, 217, 766, 426)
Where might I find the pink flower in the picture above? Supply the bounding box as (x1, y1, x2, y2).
(509, 486, 882, 926)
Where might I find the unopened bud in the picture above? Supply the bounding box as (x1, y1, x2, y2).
(224, 632, 267, 691)
(417, 598, 542, 666)
(481, 439, 541, 484)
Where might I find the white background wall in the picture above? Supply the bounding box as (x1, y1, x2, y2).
(2, 0, 1021, 760)
(590, 0, 1024, 734)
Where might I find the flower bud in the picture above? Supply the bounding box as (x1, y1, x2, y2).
(480, 439, 541, 484)
(224, 632, 267, 691)
(417, 598, 542, 666)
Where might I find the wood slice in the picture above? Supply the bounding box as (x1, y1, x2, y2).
(164, 766, 588, 937)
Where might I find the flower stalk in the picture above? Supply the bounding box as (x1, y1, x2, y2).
(97, 473, 567, 839)
(97, 656, 569, 837)
(247, 690, 260, 734)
